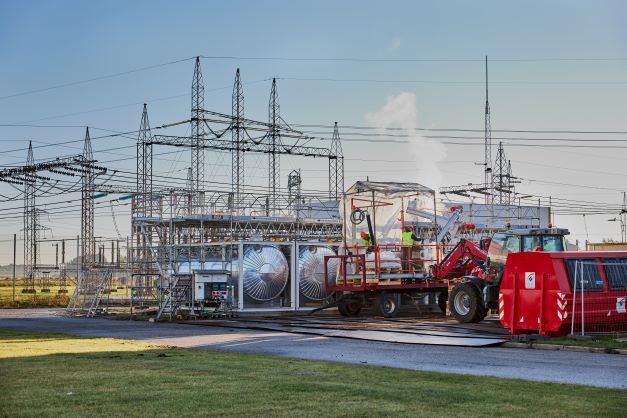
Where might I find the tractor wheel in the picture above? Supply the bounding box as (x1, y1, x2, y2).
(375, 293, 400, 318)
(337, 303, 349, 317)
(338, 300, 362, 317)
(449, 283, 487, 323)
(437, 290, 448, 315)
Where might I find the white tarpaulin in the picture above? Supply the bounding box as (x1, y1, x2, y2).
(341, 181, 436, 246)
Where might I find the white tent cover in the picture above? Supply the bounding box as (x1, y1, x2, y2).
(342, 181, 436, 246)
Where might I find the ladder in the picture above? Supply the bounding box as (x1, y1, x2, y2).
(67, 269, 113, 317)
(156, 273, 192, 320)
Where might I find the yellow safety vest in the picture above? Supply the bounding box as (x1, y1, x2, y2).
(402, 231, 414, 246)
(360, 237, 371, 247)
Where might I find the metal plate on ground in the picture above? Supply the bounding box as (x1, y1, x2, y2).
(184, 316, 508, 347)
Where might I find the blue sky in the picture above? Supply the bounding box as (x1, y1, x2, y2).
(0, 0, 626, 263)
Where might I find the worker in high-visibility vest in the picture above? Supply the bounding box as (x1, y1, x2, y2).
(359, 231, 372, 252)
(401, 225, 418, 272)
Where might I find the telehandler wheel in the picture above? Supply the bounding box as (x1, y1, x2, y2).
(437, 290, 448, 315)
(449, 282, 487, 323)
(375, 293, 400, 318)
(338, 300, 362, 317)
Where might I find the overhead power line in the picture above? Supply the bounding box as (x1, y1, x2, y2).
(293, 123, 627, 135)
(276, 77, 627, 86)
(0, 57, 196, 101)
(200, 55, 627, 63)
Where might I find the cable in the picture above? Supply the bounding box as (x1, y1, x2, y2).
(0, 57, 196, 101)
(293, 123, 627, 135)
(277, 76, 627, 86)
(200, 55, 627, 63)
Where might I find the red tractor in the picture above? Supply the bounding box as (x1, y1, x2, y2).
(435, 227, 569, 323)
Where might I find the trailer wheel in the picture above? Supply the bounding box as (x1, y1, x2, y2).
(437, 290, 448, 315)
(449, 283, 486, 323)
(375, 293, 400, 318)
(338, 301, 362, 317)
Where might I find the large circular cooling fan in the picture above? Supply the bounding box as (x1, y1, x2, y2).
(298, 246, 337, 301)
(242, 245, 289, 301)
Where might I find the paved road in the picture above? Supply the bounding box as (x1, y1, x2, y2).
(0, 309, 625, 389)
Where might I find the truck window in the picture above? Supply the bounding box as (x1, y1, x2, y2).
(522, 236, 542, 252)
(504, 235, 521, 253)
(564, 258, 604, 292)
(488, 233, 508, 265)
(543, 235, 564, 252)
(601, 258, 627, 290)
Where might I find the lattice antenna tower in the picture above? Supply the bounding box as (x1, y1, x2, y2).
(232, 68, 244, 214)
(493, 141, 508, 205)
(329, 122, 344, 200)
(136, 104, 153, 217)
(190, 56, 206, 214)
(484, 56, 493, 205)
(268, 78, 281, 215)
(23, 141, 36, 292)
(81, 127, 95, 267)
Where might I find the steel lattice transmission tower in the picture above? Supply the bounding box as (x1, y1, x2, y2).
(506, 160, 515, 204)
(23, 142, 36, 293)
(135, 104, 153, 289)
(136, 104, 153, 217)
(492, 142, 509, 205)
(268, 78, 281, 215)
(484, 56, 493, 205)
(81, 127, 95, 267)
(190, 56, 206, 214)
(232, 68, 245, 214)
(328, 122, 344, 200)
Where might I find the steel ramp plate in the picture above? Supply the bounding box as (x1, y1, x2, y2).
(185, 319, 508, 347)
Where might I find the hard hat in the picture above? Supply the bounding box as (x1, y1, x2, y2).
(360, 231, 367, 238)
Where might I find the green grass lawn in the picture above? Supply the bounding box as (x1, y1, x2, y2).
(535, 334, 627, 350)
(0, 329, 625, 417)
(0, 281, 74, 308)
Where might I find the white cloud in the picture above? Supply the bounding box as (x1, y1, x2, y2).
(390, 36, 401, 50)
(365, 92, 447, 189)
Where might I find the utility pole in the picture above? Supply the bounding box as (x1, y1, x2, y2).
(622, 192, 627, 242)
(12, 233, 16, 302)
(53, 243, 59, 268)
(484, 56, 492, 207)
